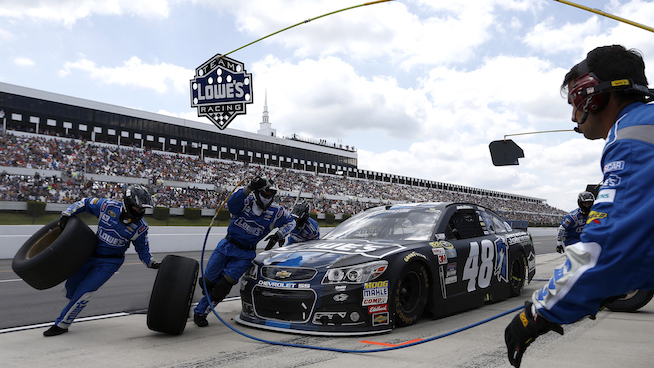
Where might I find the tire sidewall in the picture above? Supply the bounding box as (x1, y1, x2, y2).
(147, 254, 199, 335)
(393, 262, 429, 327)
(12, 217, 96, 290)
(509, 251, 527, 297)
(605, 289, 654, 312)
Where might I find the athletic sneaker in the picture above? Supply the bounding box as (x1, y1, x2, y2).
(43, 325, 68, 337)
(193, 314, 208, 327)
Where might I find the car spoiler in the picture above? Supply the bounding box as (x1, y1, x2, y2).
(507, 220, 528, 230)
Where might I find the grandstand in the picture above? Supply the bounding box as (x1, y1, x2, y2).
(0, 82, 567, 225)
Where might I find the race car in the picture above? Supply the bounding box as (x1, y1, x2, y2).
(236, 202, 536, 336)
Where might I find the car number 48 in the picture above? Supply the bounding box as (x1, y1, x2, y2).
(462, 239, 496, 292)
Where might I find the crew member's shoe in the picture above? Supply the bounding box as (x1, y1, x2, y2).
(194, 314, 208, 327)
(44, 325, 68, 337)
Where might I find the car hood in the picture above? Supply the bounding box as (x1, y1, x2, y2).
(257, 239, 413, 268)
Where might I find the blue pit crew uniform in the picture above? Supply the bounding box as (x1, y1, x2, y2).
(53, 198, 156, 330)
(556, 208, 588, 248)
(286, 216, 320, 245)
(534, 101, 654, 324)
(194, 187, 295, 316)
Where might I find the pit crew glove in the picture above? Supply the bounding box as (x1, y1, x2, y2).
(264, 230, 284, 250)
(57, 215, 70, 230)
(248, 176, 267, 191)
(556, 244, 565, 254)
(148, 261, 160, 269)
(505, 301, 564, 368)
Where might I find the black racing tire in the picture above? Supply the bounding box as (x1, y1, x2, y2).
(605, 289, 654, 312)
(11, 217, 96, 290)
(509, 252, 527, 297)
(393, 262, 429, 327)
(147, 255, 199, 335)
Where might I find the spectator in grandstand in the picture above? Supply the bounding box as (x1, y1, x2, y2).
(0, 132, 568, 224)
(193, 176, 295, 327)
(555, 191, 595, 253)
(43, 184, 160, 337)
(505, 45, 654, 367)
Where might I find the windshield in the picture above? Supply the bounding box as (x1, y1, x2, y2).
(324, 206, 440, 241)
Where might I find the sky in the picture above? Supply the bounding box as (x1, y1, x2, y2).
(1, 0, 654, 212)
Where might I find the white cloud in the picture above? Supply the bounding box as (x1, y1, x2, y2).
(241, 55, 428, 140)
(13, 57, 35, 66)
(2, 0, 648, 212)
(523, 17, 601, 54)
(58, 56, 192, 94)
(0, 27, 13, 40)
(0, 0, 171, 26)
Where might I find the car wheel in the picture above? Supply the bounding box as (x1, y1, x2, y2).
(393, 262, 429, 327)
(12, 217, 96, 290)
(605, 289, 654, 312)
(509, 252, 527, 297)
(147, 254, 199, 335)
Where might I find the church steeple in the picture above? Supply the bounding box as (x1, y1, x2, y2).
(257, 90, 276, 137)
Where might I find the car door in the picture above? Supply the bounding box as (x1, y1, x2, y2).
(438, 206, 498, 300)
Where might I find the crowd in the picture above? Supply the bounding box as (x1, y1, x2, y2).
(0, 132, 567, 225)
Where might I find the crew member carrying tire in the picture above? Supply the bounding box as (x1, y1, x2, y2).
(43, 184, 160, 337)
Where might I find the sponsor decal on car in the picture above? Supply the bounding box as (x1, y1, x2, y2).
(404, 251, 427, 262)
(257, 280, 310, 289)
(277, 241, 407, 258)
(494, 238, 508, 283)
(445, 262, 458, 285)
(430, 240, 457, 258)
(446, 263, 457, 277)
(363, 280, 389, 306)
(333, 293, 349, 302)
(372, 312, 389, 326)
(368, 304, 389, 314)
(275, 270, 292, 279)
(505, 232, 530, 245)
(432, 247, 448, 265)
(363, 297, 388, 306)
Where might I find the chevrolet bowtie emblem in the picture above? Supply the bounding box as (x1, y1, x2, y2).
(276, 270, 292, 279)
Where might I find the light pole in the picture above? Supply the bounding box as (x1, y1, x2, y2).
(0, 110, 5, 135)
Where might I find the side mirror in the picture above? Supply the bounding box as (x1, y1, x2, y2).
(489, 139, 524, 166)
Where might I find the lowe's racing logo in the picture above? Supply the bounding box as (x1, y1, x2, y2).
(190, 54, 253, 130)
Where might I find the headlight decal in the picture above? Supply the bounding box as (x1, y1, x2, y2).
(321, 260, 388, 284)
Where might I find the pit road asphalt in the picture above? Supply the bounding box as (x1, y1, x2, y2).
(1, 228, 652, 367)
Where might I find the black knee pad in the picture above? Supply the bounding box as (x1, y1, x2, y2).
(198, 276, 216, 295)
(209, 275, 235, 303)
